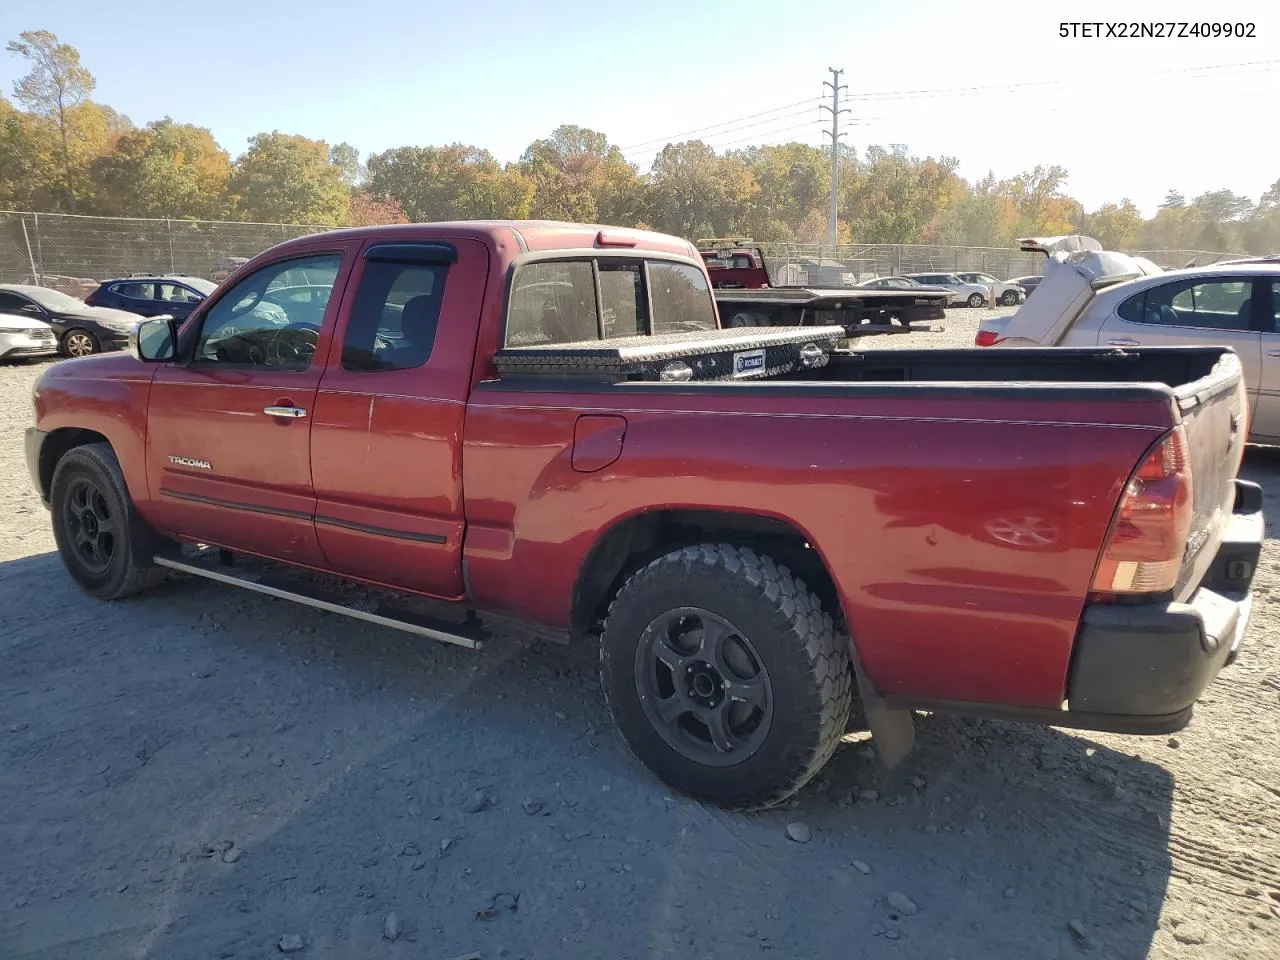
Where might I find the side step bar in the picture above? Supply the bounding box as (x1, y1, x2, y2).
(153, 552, 484, 649)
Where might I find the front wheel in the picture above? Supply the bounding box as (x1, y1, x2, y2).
(1000, 289, 1021, 306)
(966, 292, 986, 308)
(600, 544, 853, 809)
(50, 443, 168, 599)
(61, 329, 99, 357)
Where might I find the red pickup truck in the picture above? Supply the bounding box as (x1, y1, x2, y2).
(25, 221, 1263, 809)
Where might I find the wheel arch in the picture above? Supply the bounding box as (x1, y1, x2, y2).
(570, 507, 846, 640)
(37, 427, 113, 502)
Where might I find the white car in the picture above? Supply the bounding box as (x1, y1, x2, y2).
(976, 234, 1280, 443)
(954, 272, 1026, 307)
(904, 272, 991, 307)
(0, 312, 58, 361)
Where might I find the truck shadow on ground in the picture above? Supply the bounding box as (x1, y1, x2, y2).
(0, 553, 1173, 960)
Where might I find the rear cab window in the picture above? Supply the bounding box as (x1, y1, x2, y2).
(505, 256, 717, 347)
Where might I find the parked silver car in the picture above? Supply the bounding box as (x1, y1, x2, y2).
(976, 236, 1280, 443)
(903, 272, 991, 307)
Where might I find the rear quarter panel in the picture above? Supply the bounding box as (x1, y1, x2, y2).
(462, 386, 1175, 708)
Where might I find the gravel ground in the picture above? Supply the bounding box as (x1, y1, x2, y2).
(2, 318, 1279, 960)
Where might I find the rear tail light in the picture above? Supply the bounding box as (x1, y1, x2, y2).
(1091, 426, 1193, 594)
(974, 329, 1004, 347)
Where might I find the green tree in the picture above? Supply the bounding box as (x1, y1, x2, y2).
(329, 142, 362, 186)
(364, 144, 533, 221)
(230, 131, 350, 224)
(731, 143, 829, 241)
(1083, 199, 1143, 251)
(842, 145, 961, 244)
(90, 117, 231, 218)
(6, 30, 95, 212)
(644, 140, 756, 239)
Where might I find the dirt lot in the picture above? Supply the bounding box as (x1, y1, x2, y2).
(2, 308, 1279, 960)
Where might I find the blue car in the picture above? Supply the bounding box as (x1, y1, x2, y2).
(84, 275, 218, 320)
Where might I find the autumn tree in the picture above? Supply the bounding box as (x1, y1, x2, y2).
(0, 95, 57, 209)
(364, 144, 533, 221)
(6, 30, 96, 212)
(230, 131, 350, 224)
(520, 125, 642, 224)
(90, 118, 231, 219)
(346, 190, 410, 227)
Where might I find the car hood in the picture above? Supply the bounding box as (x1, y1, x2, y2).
(0, 313, 52, 332)
(60, 305, 143, 324)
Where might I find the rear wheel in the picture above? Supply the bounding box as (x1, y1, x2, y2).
(966, 292, 986, 308)
(50, 443, 168, 599)
(600, 543, 853, 809)
(61, 329, 99, 357)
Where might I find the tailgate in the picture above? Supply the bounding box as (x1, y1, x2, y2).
(1173, 352, 1249, 599)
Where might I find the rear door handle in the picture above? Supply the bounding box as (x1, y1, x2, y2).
(1267, 351, 1280, 358)
(1107, 338, 1139, 346)
(264, 405, 307, 419)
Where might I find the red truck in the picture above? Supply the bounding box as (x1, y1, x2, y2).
(26, 220, 1262, 809)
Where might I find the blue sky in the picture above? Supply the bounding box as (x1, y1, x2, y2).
(1, 0, 1276, 215)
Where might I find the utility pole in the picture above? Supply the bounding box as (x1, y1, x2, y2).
(821, 67, 849, 254)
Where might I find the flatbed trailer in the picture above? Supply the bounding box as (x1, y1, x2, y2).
(714, 286, 948, 336)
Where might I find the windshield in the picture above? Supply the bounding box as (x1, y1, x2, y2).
(21, 287, 86, 311)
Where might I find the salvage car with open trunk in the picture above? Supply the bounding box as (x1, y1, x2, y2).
(25, 221, 1262, 809)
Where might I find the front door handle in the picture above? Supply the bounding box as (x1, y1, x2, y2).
(1107, 338, 1139, 346)
(1267, 350, 1280, 358)
(264, 405, 307, 419)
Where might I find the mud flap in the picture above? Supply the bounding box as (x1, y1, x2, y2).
(853, 663, 916, 769)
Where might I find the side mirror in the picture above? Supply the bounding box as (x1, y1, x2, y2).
(130, 316, 177, 362)
(22, 303, 44, 315)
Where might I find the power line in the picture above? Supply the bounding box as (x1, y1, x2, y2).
(617, 97, 823, 151)
(845, 58, 1280, 102)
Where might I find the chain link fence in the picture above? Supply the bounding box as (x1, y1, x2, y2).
(1, 211, 1250, 297)
(0, 211, 330, 295)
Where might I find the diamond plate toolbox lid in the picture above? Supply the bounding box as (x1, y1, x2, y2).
(493, 325, 845, 383)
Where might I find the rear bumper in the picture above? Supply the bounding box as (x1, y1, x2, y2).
(1066, 478, 1262, 726)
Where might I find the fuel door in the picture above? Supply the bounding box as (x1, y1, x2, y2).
(572, 415, 627, 473)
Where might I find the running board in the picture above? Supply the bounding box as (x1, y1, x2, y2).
(152, 553, 483, 649)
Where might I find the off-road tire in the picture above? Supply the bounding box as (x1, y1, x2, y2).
(50, 442, 168, 599)
(600, 543, 853, 809)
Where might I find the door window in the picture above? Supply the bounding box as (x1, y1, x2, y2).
(193, 253, 343, 370)
(1123, 278, 1255, 330)
(157, 282, 202, 304)
(112, 282, 155, 300)
(342, 258, 448, 371)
